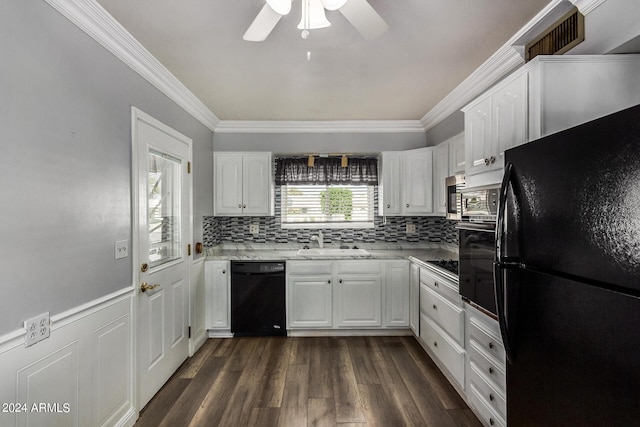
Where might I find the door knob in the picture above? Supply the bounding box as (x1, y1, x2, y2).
(140, 282, 160, 292)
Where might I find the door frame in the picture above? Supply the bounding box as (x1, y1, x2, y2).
(131, 107, 193, 411)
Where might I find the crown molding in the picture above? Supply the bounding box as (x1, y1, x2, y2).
(214, 120, 426, 134)
(419, 0, 594, 132)
(43, 0, 220, 132)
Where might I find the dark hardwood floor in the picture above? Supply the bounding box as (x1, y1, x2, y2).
(135, 336, 482, 427)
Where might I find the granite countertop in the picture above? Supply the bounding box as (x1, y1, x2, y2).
(205, 243, 458, 265)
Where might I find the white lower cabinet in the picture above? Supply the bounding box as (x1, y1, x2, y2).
(465, 302, 506, 427)
(204, 260, 230, 333)
(418, 266, 465, 390)
(409, 262, 420, 336)
(287, 259, 409, 331)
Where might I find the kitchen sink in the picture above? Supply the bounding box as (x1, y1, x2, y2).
(296, 248, 371, 257)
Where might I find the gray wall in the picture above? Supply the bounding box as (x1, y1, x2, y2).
(0, 0, 212, 335)
(213, 131, 426, 153)
(425, 110, 465, 146)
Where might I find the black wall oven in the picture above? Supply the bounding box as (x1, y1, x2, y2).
(458, 186, 499, 317)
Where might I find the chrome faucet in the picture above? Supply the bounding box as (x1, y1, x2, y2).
(311, 230, 324, 248)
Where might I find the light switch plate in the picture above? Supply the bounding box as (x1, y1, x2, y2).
(406, 223, 416, 234)
(115, 240, 129, 259)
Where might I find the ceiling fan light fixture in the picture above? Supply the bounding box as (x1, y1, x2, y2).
(321, 0, 348, 11)
(297, 0, 331, 30)
(266, 0, 291, 16)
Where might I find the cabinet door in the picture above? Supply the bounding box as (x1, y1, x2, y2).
(465, 96, 493, 177)
(403, 148, 433, 215)
(491, 73, 527, 171)
(409, 262, 420, 336)
(242, 153, 273, 215)
(205, 261, 230, 329)
(385, 260, 409, 327)
(433, 143, 449, 216)
(214, 153, 243, 215)
(448, 133, 465, 174)
(380, 152, 401, 216)
(288, 275, 333, 328)
(335, 275, 382, 327)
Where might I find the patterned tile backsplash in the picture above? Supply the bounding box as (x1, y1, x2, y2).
(203, 187, 458, 247)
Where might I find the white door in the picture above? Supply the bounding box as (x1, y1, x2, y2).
(403, 148, 433, 215)
(133, 109, 191, 410)
(242, 153, 272, 215)
(335, 275, 382, 327)
(287, 275, 333, 328)
(213, 153, 243, 215)
(380, 152, 401, 216)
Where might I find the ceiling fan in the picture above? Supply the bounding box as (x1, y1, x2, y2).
(243, 0, 388, 42)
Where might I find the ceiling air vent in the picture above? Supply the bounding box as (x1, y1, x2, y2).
(525, 8, 584, 61)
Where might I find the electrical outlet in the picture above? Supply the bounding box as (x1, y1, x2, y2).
(406, 223, 416, 234)
(250, 223, 260, 235)
(24, 312, 50, 347)
(115, 240, 129, 259)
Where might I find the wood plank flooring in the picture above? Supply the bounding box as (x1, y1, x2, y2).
(135, 336, 482, 427)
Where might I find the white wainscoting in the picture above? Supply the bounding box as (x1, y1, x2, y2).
(190, 257, 207, 355)
(0, 288, 136, 427)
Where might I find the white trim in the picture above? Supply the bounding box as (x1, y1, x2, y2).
(43, 0, 219, 131)
(420, 0, 587, 132)
(214, 120, 426, 134)
(287, 329, 412, 337)
(571, 0, 607, 15)
(0, 286, 134, 354)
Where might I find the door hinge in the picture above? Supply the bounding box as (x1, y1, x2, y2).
(187, 244, 191, 256)
(188, 326, 191, 339)
(187, 161, 191, 174)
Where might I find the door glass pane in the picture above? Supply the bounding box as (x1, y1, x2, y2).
(148, 150, 181, 268)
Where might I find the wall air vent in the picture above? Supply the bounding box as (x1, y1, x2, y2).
(525, 8, 584, 61)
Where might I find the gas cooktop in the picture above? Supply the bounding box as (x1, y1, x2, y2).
(426, 259, 459, 276)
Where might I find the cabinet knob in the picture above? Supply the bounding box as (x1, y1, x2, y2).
(243, 204, 246, 208)
(387, 203, 390, 209)
(432, 304, 437, 310)
(489, 366, 494, 374)
(222, 270, 226, 274)
(433, 341, 438, 347)
(490, 418, 495, 426)
(406, 203, 410, 208)
(434, 282, 439, 287)
(489, 393, 495, 401)
(484, 158, 490, 166)
(328, 279, 331, 284)
(339, 279, 343, 283)
(238, 203, 242, 208)
(489, 342, 494, 349)
(490, 155, 496, 164)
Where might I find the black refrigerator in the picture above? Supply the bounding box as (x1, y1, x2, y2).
(494, 104, 640, 426)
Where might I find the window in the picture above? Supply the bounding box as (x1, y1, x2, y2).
(281, 184, 375, 228)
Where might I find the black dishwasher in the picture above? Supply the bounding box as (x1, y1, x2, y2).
(231, 261, 286, 337)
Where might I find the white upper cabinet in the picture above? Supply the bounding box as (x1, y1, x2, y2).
(464, 73, 527, 184)
(433, 143, 450, 216)
(463, 55, 640, 188)
(380, 148, 434, 216)
(214, 152, 274, 216)
(448, 133, 465, 174)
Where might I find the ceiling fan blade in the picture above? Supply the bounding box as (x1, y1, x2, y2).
(243, 3, 283, 42)
(339, 0, 388, 40)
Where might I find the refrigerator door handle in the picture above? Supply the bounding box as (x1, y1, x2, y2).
(494, 261, 515, 364)
(496, 162, 515, 263)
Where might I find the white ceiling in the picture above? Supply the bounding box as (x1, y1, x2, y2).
(96, 0, 552, 122)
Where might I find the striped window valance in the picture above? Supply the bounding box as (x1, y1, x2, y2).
(275, 157, 378, 186)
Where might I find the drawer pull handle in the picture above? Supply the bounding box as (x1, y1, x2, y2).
(489, 418, 495, 426)
(434, 282, 439, 287)
(489, 367, 494, 374)
(489, 393, 495, 401)
(489, 342, 494, 349)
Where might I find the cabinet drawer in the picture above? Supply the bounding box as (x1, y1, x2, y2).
(469, 383, 506, 427)
(287, 261, 333, 275)
(419, 314, 465, 388)
(420, 284, 464, 345)
(468, 341, 506, 393)
(469, 362, 506, 419)
(419, 267, 460, 302)
(469, 316, 505, 364)
(337, 260, 381, 274)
